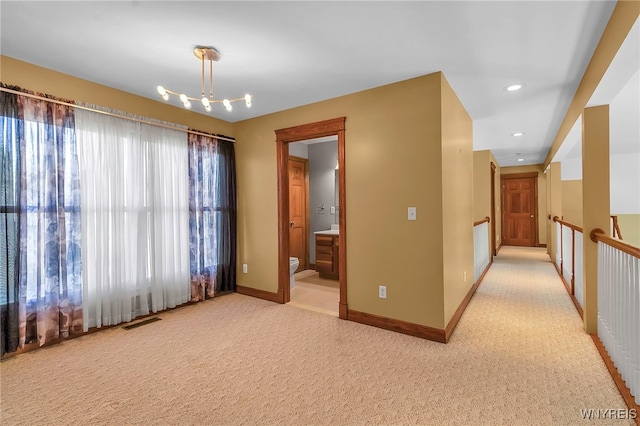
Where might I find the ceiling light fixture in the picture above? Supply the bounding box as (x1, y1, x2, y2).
(505, 84, 523, 92)
(517, 158, 525, 162)
(512, 132, 525, 137)
(157, 46, 252, 112)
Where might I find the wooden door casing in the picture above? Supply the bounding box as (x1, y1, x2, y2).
(490, 162, 497, 257)
(275, 117, 346, 317)
(501, 174, 537, 247)
(288, 157, 308, 272)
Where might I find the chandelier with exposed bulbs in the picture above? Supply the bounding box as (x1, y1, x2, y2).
(156, 46, 252, 112)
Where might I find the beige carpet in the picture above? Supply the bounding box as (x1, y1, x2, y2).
(0, 246, 631, 425)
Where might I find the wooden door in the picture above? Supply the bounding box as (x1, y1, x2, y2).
(501, 175, 537, 247)
(288, 157, 308, 272)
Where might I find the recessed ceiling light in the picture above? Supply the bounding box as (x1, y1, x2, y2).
(512, 132, 525, 137)
(517, 158, 525, 162)
(505, 84, 523, 92)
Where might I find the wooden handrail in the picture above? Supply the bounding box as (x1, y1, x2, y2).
(590, 228, 640, 259)
(473, 216, 490, 227)
(552, 216, 584, 233)
(610, 215, 623, 240)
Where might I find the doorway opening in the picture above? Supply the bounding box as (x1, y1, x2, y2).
(275, 117, 347, 319)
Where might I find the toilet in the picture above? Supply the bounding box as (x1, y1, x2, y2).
(289, 257, 299, 288)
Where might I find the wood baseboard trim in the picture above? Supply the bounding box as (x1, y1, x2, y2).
(339, 302, 348, 320)
(591, 334, 640, 424)
(553, 263, 584, 318)
(553, 262, 570, 293)
(445, 261, 492, 341)
(569, 294, 584, 319)
(347, 309, 446, 343)
(236, 285, 283, 304)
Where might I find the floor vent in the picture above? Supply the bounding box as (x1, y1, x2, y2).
(122, 317, 162, 330)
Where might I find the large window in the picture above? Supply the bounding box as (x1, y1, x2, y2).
(1, 88, 236, 356)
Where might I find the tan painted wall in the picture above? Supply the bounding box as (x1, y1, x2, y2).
(473, 151, 491, 221)
(441, 75, 474, 326)
(472, 151, 491, 257)
(472, 150, 501, 250)
(1, 56, 234, 137)
(561, 180, 583, 227)
(548, 162, 562, 261)
(500, 165, 547, 246)
(491, 152, 502, 249)
(615, 214, 640, 248)
(4, 56, 476, 331)
(235, 73, 449, 328)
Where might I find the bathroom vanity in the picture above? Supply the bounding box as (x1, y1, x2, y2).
(314, 230, 339, 280)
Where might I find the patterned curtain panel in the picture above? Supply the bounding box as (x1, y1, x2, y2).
(215, 139, 237, 293)
(16, 95, 83, 347)
(1, 88, 21, 355)
(187, 134, 237, 300)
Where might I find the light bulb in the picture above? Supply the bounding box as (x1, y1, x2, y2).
(223, 99, 232, 111)
(157, 85, 166, 96)
(244, 94, 252, 107)
(161, 93, 169, 102)
(179, 94, 188, 103)
(184, 101, 192, 109)
(201, 97, 210, 107)
(205, 104, 212, 112)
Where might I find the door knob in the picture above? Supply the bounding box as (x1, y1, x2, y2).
(530, 215, 534, 218)
(290, 221, 294, 227)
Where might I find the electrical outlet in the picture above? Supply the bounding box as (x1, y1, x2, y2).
(242, 264, 248, 274)
(379, 285, 387, 299)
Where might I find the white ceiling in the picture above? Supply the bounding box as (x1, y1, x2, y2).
(0, 1, 619, 167)
(554, 17, 639, 162)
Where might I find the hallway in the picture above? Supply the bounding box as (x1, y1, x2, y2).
(448, 245, 630, 423)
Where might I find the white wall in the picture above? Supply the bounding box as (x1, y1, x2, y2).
(610, 69, 640, 214)
(561, 157, 582, 181)
(308, 141, 338, 263)
(289, 142, 309, 159)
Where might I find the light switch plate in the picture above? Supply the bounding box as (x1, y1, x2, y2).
(242, 264, 248, 274)
(379, 285, 387, 299)
(408, 207, 417, 220)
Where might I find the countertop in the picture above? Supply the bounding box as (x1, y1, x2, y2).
(314, 229, 339, 236)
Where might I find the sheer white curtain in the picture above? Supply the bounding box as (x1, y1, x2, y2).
(75, 108, 189, 330)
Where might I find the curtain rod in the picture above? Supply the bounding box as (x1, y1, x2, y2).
(0, 87, 236, 143)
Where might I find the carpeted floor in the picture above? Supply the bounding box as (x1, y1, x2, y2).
(0, 246, 631, 425)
